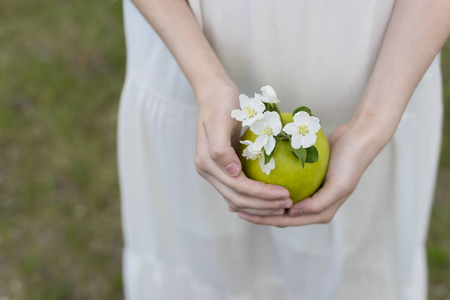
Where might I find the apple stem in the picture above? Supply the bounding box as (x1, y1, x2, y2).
(277, 131, 291, 142)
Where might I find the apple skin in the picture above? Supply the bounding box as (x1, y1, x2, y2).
(238, 113, 330, 203)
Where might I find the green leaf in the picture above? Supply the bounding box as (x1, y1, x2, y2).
(305, 146, 319, 163)
(264, 102, 276, 113)
(292, 106, 312, 116)
(292, 146, 306, 168)
(264, 142, 278, 164)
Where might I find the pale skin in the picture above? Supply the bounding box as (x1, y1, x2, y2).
(131, 0, 450, 226)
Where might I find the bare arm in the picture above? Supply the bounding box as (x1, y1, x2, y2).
(351, 0, 450, 164)
(238, 0, 450, 226)
(131, 0, 228, 93)
(131, 0, 293, 215)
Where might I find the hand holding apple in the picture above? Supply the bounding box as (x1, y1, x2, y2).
(237, 122, 374, 227)
(231, 86, 330, 204)
(194, 79, 294, 217)
(230, 85, 372, 227)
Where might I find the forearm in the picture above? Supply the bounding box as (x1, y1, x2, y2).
(350, 0, 450, 156)
(131, 0, 234, 97)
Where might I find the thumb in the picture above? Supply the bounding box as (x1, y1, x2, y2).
(204, 120, 242, 177)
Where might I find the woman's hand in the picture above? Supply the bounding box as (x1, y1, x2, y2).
(194, 78, 294, 216)
(236, 122, 377, 226)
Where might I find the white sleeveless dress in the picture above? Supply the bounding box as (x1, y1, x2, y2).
(118, 1, 443, 299)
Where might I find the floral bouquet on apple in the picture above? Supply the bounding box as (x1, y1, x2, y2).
(231, 85, 330, 203)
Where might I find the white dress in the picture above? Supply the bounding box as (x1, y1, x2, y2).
(118, 1, 443, 299)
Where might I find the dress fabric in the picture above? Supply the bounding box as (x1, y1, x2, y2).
(118, 1, 443, 299)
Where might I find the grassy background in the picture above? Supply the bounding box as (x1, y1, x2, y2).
(0, 0, 124, 299)
(0, 1, 448, 299)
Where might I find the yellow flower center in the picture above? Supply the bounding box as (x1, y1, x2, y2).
(261, 126, 274, 136)
(244, 106, 257, 117)
(298, 125, 309, 136)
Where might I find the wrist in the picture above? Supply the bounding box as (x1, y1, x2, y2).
(348, 110, 395, 159)
(193, 74, 238, 106)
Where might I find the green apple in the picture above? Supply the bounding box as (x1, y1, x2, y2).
(239, 112, 330, 203)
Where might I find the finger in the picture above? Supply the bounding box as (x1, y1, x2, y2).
(201, 160, 291, 200)
(236, 176, 355, 226)
(288, 175, 351, 217)
(238, 207, 286, 216)
(203, 118, 242, 177)
(237, 211, 322, 227)
(198, 168, 293, 213)
(238, 198, 343, 226)
(228, 205, 238, 212)
(229, 205, 284, 217)
(197, 124, 290, 200)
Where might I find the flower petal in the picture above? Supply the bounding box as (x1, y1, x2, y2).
(267, 157, 275, 169)
(306, 116, 321, 133)
(253, 135, 268, 151)
(291, 133, 303, 149)
(283, 123, 298, 135)
(301, 132, 317, 148)
(242, 147, 253, 159)
(264, 136, 276, 155)
(256, 93, 269, 103)
(258, 158, 268, 174)
(255, 102, 266, 114)
(240, 140, 253, 146)
(261, 85, 277, 98)
(249, 120, 264, 135)
(239, 94, 250, 109)
(293, 111, 310, 125)
(261, 86, 279, 103)
(249, 146, 263, 156)
(242, 118, 256, 127)
(264, 111, 280, 124)
(254, 112, 264, 122)
(259, 157, 275, 175)
(250, 96, 265, 111)
(271, 98, 280, 104)
(254, 93, 264, 102)
(272, 122, 282, 135)
(231, 109, 246, 121)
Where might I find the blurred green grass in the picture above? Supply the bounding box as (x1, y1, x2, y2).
(0, 0, 448, 299)
(428, 41, 450, 300)
(0, 0, 124, 299)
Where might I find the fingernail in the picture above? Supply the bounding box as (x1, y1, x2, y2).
(290, 209, 303, 217)
(271, 210, 284, 216)
(225, 162, 239, 176)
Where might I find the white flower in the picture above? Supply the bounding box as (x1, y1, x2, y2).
(240, 140, 276, 175)
(240, 140, 260, 160)
(249, 111, 282, 155)
(282, 111, 321, 149)
(259, 156, 275, 175)
(255, 85, 280, 104)
(231, 94, 265, 127)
